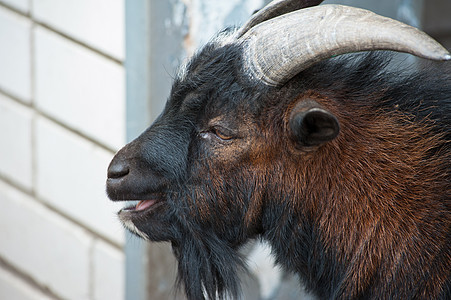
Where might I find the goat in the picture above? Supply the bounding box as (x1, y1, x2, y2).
(106, 0, 451, 299)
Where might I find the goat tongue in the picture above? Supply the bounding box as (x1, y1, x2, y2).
(136, 200, 156, 211)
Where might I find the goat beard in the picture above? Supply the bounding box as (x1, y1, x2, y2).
(171, 228, 247, 300)
(166, 172, 259, 299)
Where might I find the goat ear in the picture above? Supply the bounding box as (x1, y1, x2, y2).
(289, 101, 340, 147)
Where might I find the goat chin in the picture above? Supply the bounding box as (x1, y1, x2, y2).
(121, 218, 150, 240)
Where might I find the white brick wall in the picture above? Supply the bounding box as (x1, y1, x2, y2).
(0, 1, 126, 299)
(0, 94, 33, 191)
(33, 0, 125, 61)
(93, 240, 125, 300)
(34, 26, 125, 151)
(0, 267, 53, 300)
(0, 181, 92, 299)
(36, 117, 124, 244)
(0, 0, 29, 13)
(0, 7, 32, 103)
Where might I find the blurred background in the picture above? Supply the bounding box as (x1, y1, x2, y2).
(0, 0, 449, 299)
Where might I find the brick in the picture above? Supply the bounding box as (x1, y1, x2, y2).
(0, 267, 53, 300)
(0, 6, 31, 103)
(0, 180, 92, 299)
(0, 0, 29, 13)
(0, 94, 33, 190)
(36, 117, 125, 245)
(93, 240, 125, 300)
(34, 26, 125, 150)
(32, 0, 124, 60)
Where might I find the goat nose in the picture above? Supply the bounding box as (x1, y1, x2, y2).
(107, 159, 130, 179)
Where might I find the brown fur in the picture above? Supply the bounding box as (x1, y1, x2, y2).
(253, 91, 450, 298)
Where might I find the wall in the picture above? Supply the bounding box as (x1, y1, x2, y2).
(0, 0, 125, 299)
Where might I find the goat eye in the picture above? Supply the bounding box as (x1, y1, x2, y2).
(199, 125, 235, 142)
(210, 126, 235, 141)
(212, 127, 233, 141)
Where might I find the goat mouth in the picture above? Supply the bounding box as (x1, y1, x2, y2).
(115, 195, 169, 241)
(122, 199, 158, 212)
(115, 194, 166, 215)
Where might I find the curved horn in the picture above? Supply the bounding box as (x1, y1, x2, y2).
(236, 0, 325, 39)
(240, 5, 451, 86)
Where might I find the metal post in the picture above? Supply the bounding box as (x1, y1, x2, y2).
(125, 0, 186, 299)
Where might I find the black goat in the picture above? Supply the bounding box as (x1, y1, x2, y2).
(107, 0, 451, 299)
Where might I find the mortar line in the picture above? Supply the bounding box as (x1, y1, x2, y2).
(0, 1, 30, 17)
(34, 109, 120, 153)
(33, 22, 123, 66)
(0, 177, 124, 251)
(0, 256, 63, 300)
(0, 2, 123, 66)
(0, 89, 120, 154)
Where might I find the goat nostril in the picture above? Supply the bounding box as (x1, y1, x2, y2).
(108, 161, 130, 179)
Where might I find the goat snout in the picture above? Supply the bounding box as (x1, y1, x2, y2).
(106, 144, 170, 202)
(106, 156, 133, 201)
(107, 158, 130, 179)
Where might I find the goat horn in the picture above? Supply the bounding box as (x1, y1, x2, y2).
(240, 5, 451, 86)
(236, 0, 325, 39)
